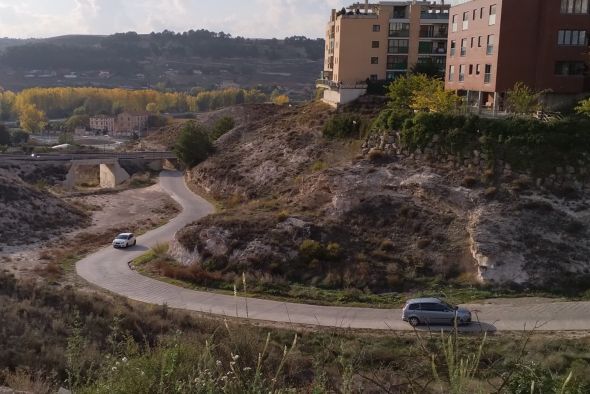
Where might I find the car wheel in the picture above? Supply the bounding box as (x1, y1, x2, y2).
(408, 317, 420, 327)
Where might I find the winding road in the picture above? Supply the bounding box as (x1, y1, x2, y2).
(77, 171, 590, 332)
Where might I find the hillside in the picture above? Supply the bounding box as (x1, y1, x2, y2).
(0, 168, 89, 247)
(165, 102, 590, 299)
(0, 31, 323, 97)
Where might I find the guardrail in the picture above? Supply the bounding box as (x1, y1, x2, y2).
(0, 151, 177, 162)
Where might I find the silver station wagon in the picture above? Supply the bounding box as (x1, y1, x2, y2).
(402, 298, 472, 327)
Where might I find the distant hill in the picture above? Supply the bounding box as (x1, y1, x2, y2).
(0, 30, 324, 96)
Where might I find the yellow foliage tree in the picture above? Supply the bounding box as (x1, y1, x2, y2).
(410, 78, 461, 113)
(273, 95, 290, 106)
(18, 104, 47, 133)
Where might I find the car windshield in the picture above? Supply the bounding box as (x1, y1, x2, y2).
(116, 235, 129, 240)
(442, 301, 456, 310)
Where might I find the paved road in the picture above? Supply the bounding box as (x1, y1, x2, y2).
(77, 171, 590, 332)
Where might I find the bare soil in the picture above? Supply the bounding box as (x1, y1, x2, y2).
(0, 183, 180, 282)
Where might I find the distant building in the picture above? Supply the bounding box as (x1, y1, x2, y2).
(89, 115, 115, 134)
(114, 112, 149, 135)
(445, 0, 590, 113)
(317, 0, 450, 106)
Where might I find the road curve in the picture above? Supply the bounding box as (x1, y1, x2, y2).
(77, 171, 590, 332)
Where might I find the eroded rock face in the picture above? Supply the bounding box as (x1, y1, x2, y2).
(174, 104, 590, 288)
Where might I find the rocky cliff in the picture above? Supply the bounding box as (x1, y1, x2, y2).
(172, 103, 590, 292)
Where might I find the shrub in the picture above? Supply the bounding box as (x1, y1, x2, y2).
(368, 148, 385, 162)
(0, 123, 9, 146)
(210, 116, 235, 140)
(299, 240, 324, 261)
(174, 121, 214, 168)
(322, 114, 362, 139)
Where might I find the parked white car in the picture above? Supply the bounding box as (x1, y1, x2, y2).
(112, 233, 137, 248)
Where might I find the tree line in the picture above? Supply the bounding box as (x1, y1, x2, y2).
(0, 86, 268, 132)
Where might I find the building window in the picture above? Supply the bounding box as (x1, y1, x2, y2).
(373, 24, 381, 32)
(462, 11, 469, 30)
(558, 30, 588, 45)
(452, 15, 458, 32)
(370, 74, 378, 81)
(469, 64, 474, 75)
(418, 41, 434, 54)
(480, 7, 484, 18)
(476, 64, 481, 75)
(484, 64, 492, 83)
(388, 39, 409, 54)
(389, 22, 410, 37)
(489, 5, 497, 25)
(449, 65, 455, 81)
(555, 61, 587, 75)
(372, 41, 380, 48)
(561, 0, 589, 13)
(487, 35, 495, 55)
(450, 40, 456, 56)
(478, 36, 482, 47)
(461, 39, 467, 56)
(459, 65, 465, 81)
(387, 55, 408, 70)
(371, 57, 379, 64)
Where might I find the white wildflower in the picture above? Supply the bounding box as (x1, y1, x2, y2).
(122, 357, 128, 363)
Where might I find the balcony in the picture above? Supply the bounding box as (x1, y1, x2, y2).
(419, 31, 449, 39)
(389, 30, 410, 37)
(388, 47, 409, 54)
(420, 12, 450, 20)
(418, 47, 447, 55)
(387, 63, 408, 70)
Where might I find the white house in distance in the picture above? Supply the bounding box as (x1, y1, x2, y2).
(89, 112, 149, 136)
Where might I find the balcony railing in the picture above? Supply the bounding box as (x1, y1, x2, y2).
(387, 63, 408, 70)
(459, 73, 465, 82)
(388, 47, 409, 54)
(486, 45, 494, 55)
(460, 48, 466, 56)
(418, 47, 447, 55)
(389, 30, 410, 37)
(316, 79, 368, 90)
(450, 48, 456, 56)
(420, 13, 449, 20)
(419, 32, 448, 39)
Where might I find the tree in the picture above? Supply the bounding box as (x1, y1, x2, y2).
(210, 116, 235, 140)
(0, 123, 10, 146)
(410, 79, 461, 113)
(174, 121, 214, 168)
(505, 82, 546, 114)
(272, 94, 290, 106)
(575, 98, 590, 117)
(146, 102, 159, 114)
(387, 74, 432, 112)
(58, 132, 75, 145)
(64, 115, 89, 132)
(18, 104, 47, 133)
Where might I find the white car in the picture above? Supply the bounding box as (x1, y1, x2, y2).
(112, 233, 137, 249)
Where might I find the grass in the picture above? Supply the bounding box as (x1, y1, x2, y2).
(2, 269, 589, 393)
(131, 250, 574, 309)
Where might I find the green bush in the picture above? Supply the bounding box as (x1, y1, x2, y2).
(174, 121, 215, 168)
(10, 129, 29, 145)
(0, 123, 9, 145)
(322, 114, 362, 139)
(399, 112, 590, 175)
(210, 116, 235, 140)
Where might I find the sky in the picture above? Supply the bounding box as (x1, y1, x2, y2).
(0, 0, 463, 40)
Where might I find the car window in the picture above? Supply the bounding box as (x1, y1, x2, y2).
(421, 303, 446, 311)
(129, 234, 134, 238)
(408, 303, 419, 311)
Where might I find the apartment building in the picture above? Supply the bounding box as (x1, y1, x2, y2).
(89, 115, 115, 134)
(318, 1, 450, 106)
(446, 0, 590, 113)
(114, 112, 149, 135)
(89, 112, 148, 136)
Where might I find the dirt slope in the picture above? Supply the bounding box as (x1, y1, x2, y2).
(0, 169, 89, 246)
(172, 102, 590, 293)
